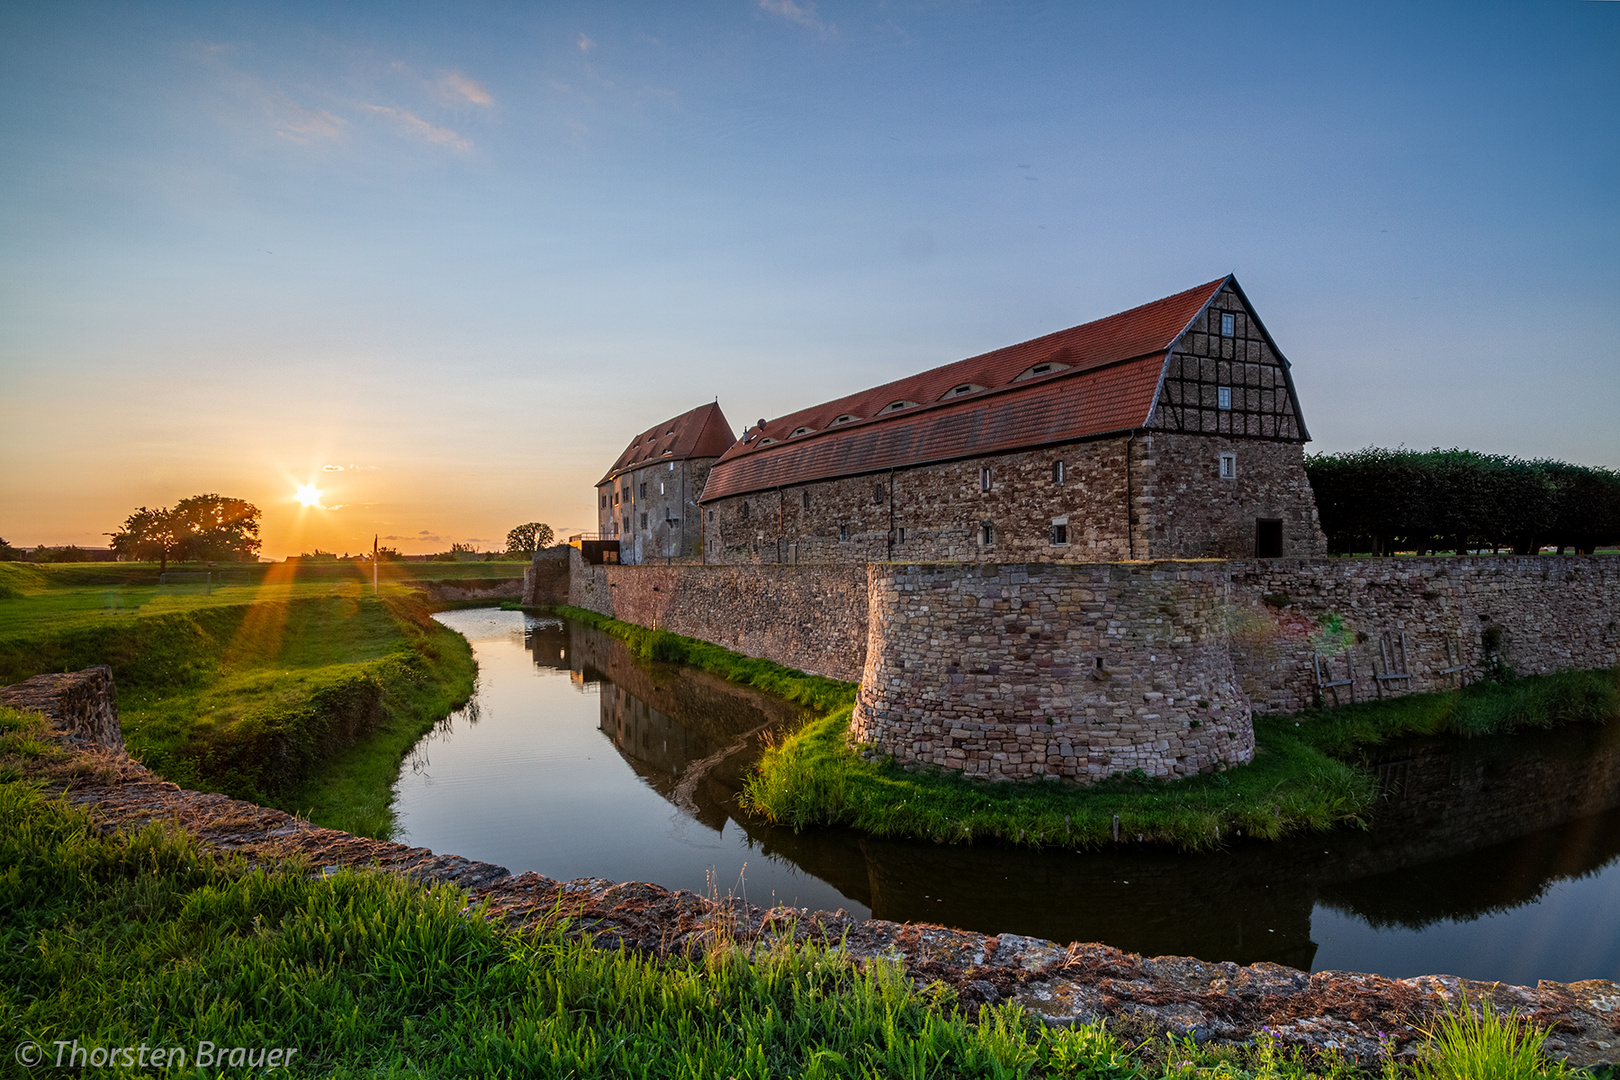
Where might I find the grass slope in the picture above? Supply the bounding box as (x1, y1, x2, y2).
(0, 741, 1564, 1079)
(0, 563, 476, 837)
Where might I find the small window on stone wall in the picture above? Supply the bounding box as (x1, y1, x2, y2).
(708, 509, 714, 522)
(802, 490, 811, 509)
(1221, 312, 1236, 337)
(659, 482, 665, 495)
(840, 524, 849, 542)
(1051, 515, 1069, 546)
(1218, 386, 1232, 410)
(981, 521, 995, 546)
(639, 483, 647, 498)
(741, 502, 750, 520)
(874, 482, 885, 504)
(1052, 460, 1065, 484)
(898, 527, 906, 543)
(640, 513, 647, 529)
(979, 466, 992, 492)
(1220, 453, 1237, 480)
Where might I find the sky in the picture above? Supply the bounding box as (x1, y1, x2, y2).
(1, 1, 1616, 559)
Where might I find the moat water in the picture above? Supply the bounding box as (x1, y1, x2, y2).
(395, 609, 1620, 986)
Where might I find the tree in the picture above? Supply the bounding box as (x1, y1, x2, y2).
(0, 537, 18, 561)
(170, 494, 261, 562)
(506, 522, 555, 557)
(107, 495, 261, 571)
(107, 506, 183, 571)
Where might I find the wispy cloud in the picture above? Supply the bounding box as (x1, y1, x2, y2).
(436, 70, 493, 106)
(577, 32, 595, 53)
(272, 100, 346, 142)
(759, 0, 835, 37)
(362, 105, 472, 151)
(321, 464, 344, 472)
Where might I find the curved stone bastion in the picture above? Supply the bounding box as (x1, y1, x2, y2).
(853, 561, 1254, 782)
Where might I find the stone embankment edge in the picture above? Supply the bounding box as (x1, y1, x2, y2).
(6, 668, 1619, 1069)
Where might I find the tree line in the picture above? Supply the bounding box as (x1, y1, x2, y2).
(1305, 448, 1620, 556)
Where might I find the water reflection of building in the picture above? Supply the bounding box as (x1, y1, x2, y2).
(524, 619, 571, 672)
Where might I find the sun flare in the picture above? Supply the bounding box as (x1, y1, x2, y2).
(295, 484, 323, 508)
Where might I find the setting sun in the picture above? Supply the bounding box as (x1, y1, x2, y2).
(294, 484, 323, 508)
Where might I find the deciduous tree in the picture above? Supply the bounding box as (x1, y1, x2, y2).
(505, 522, 555, 556)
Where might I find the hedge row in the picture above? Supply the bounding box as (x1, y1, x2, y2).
(1305, 448, 1620, 555)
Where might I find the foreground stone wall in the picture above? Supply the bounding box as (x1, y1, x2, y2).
(853, 562, 1254, 781)
(8, 667, 1620, 1068)
(565, 547, 870, 682)
(1226, 555, 1620, 714)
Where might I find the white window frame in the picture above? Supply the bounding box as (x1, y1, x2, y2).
(1219, 453, 1237, 480)
(979, 466, 992, 492)
(1217, 386, 1232, 411)
(1220, 312, 1236, 337)
(1050, 515, 1069, 546)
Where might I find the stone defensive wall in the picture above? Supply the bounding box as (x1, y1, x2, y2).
(10, 667, 1620, 1068)
(1225, 555, 1620, 714)
(563, 547, 870, 682)
(853, 561, 1255, 782)
(559, 550, 1620, 783)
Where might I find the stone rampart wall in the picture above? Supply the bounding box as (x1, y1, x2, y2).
(565, 547, 870, 682)
(1225, 555, 1620, 714)
(561, 551, 1619, 780)
(852, 561, 1254, 782)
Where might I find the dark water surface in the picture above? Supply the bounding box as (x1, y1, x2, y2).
(397, 610, 1620, 986)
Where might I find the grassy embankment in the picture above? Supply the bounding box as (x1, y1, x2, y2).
(0, 709, 1571, 1079)
(556, 605, 1620, 853)
(0, 560, 495, 837)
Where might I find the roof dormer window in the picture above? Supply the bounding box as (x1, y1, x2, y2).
(941, 383, 985, 400)
(830, 414, 861, 426)
(1013, 360, 1071, 382)
(758, 437, 778, 445)
(790, 426, 815, 438)
(878, 400, 919, 415)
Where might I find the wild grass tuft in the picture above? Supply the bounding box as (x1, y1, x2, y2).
(1412, 993, 1569, 1080)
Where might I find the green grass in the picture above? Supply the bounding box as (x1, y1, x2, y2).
(1410, 994, 1570, 1080)
(0, 562, 476, 837)
(0, 774, 1504, 1079)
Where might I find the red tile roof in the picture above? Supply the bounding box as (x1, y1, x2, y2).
(598, 402, 735, 486)
(700, 277, 1228, 501)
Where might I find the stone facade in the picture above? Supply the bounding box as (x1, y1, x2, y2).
(565, 547, 870, 682)
(852, 562, 1254, 782)
(599, 457, 715, 564)
(703, 432, 1325, 566)
(1135, 434, 1326, 559)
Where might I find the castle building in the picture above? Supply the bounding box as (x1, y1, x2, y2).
(596, 402, 735, 564)
(697, 275, 1326, 563)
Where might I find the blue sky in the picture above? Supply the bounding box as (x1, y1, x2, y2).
(2, 1, 1615, 556)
